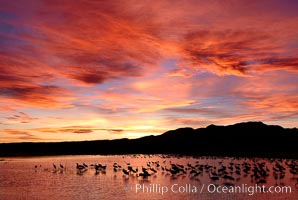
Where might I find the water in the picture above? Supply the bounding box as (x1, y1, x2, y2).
(0, 155, 297, 200)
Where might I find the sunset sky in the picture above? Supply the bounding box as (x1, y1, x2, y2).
(0, 0, 297, 143)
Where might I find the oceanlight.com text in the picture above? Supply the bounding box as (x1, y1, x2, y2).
(132, 183, 292, 196)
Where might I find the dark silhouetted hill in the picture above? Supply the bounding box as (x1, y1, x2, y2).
(0, 121, 297, 158)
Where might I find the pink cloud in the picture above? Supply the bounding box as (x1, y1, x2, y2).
(0, 0, 298, 142)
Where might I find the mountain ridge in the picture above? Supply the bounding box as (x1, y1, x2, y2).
(0, 121, 297, 158)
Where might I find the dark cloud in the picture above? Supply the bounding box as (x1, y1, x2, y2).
(179, 30, 291, 75)
(0, 0, 163, 108)
(0, 85, 72, 108)
(65, 62, 142, 84)
(259, 57, 298, 71)
(3, 130, 33, 136)
(43, 126, 125, 134)
(72, 129, 93, 134)
(5, 112, 38, 123)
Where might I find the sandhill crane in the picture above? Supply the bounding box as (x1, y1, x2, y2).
(76, 163, 85, 170)
(83, 163, 88, 168)
(139, 170, 150, 178)
(150, 168, 157, 173)
(122, 169, 129, 175)
(209, 172, 219, 181)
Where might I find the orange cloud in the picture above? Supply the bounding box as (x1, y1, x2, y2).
(0, 0, 297, 142)
(178, 30, 298, 76)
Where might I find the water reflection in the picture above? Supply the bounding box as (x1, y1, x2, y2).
(0, 155, 297, 200)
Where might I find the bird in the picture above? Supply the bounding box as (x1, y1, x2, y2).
(76, 163, 85, 170)
(170, 168, 179, 175)
(94, 164, 101, 171)
(222, 175, 235, 181)
(279, 173, 285, 182)
(122, 169, 129, 175)
(150, 168, 157, 173)
(193, 171, 201, 177)
(190, 169, 201, 177)
(209, 172, 219, 181)
(101, 165, 107, 170)
(128, 166, 136, 173)
(257, 179, 267, 184)
(138, 170, 150, 178)
(83, 163, 88, 168)
(142, 166, 148, 173)
(125, 162, 130, 166)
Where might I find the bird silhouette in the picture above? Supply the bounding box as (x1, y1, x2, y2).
(122, 169, 129, 175)
(76, 163, 85, 170)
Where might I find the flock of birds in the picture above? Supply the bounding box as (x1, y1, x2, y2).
(35, 156, 298, 187)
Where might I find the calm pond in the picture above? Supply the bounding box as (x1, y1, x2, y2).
(0, 155, 297, 200)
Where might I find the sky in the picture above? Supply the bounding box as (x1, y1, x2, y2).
(0, 0, 297, 143)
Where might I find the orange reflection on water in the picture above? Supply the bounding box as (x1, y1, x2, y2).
(0, 155, 297, 200)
